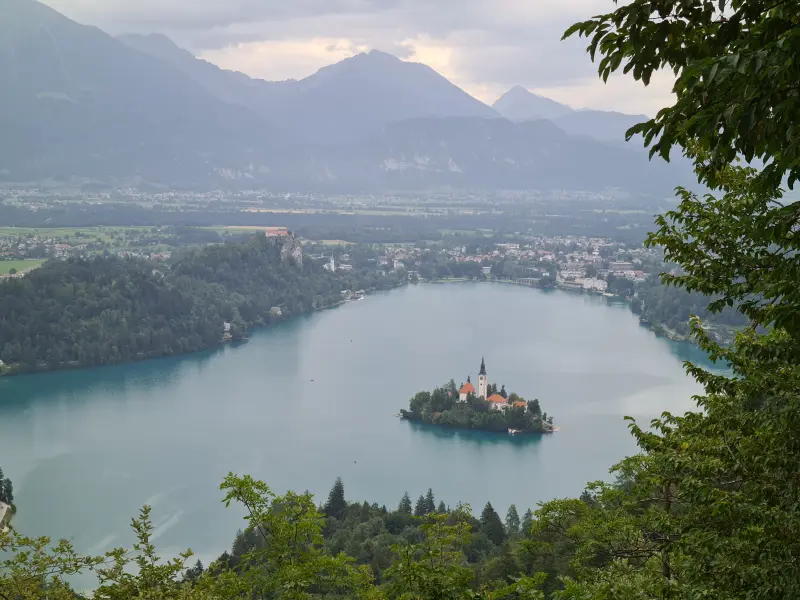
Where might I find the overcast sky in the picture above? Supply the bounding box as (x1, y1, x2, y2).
(43, 0, 674, 115)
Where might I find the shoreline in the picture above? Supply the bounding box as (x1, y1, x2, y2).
(3, 277, 707, 380)
(400, 414, 554, 436)
(423, 278, 715, 348)
(0, 284, 398, 379)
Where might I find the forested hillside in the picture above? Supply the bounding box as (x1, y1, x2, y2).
(634, 278, 748, 340)
(0, 234, 400, 374)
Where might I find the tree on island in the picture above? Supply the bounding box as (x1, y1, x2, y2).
(0, 466, 12, 505)
(323, 477, 346, 520)
(437, 501, 446, 514)
(397, 492, 412, 514)
(505, 504, 521, 536)
(499, 385, 507, 399)
(480, 502, 506, 546)
(528, 399, 541, 417)
(402, 382, 551, 433)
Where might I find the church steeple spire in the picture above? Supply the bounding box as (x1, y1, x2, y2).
(477, 357, 488, 399)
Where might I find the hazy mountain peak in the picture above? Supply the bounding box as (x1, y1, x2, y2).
(0, 0, 690, 192)
(505, 85, 537, 98)
(305, 49, 406, 80)
(118, 33, 195, 62)
(493, 86, 574, 122)
(367, 49, 399, 59)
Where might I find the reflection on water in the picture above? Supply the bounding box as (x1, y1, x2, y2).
(405, 420, 547, 447)
(0, 346, 224, 409)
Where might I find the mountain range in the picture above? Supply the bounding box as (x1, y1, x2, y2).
(491, 86, 648, 143)
(0, 0, 688, 193)
(119, 34, 498, 145)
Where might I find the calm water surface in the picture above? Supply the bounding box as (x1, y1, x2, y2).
(0, 283, 712, 574)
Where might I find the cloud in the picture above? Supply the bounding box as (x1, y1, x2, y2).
(203, 38, 371, 82)
(42, 0, 675, 115)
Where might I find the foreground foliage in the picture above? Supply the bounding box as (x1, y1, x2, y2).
(551, 0, 800, 597)
(0, 475, 557, 599)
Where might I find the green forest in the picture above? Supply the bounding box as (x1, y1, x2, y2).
(0, 470, 613, 600)
(400, 381, 551, 433)
(4, 0, 800, 598)
(633, 278, 748, 340)
(0, 234, 402, 374)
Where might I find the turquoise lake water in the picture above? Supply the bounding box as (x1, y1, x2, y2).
(0, 282, 713, 581)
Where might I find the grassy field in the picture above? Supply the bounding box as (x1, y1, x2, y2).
(201, 226, 262, 234)
(0, 259, 46, 275)
(0, 226, 151, 241)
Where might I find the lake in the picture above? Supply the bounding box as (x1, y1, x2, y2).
(0, 282, 712, 579)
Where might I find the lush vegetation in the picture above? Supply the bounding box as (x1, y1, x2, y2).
(0, 234, 402, 374)
(3, 0, 800, 598)
(1, 473, 575, 599)
(633, 278, 748, 342)
(400, 380, 552, 433)
(550, 0, 800, 597)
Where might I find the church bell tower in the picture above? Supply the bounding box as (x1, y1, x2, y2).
(477, 357, 488, 399)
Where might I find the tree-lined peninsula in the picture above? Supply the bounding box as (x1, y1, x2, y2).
(0, 233, 402, 375)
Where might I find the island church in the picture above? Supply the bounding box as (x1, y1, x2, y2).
(458, 358, 526, 410)
(459, 357, 488, 400)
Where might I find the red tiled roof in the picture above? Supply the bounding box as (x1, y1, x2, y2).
(487, 394, 507, 404)
(459, 382, 475, 394)
(513, 401, 526, 408)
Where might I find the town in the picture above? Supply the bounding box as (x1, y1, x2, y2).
(0, 223, 662, 294)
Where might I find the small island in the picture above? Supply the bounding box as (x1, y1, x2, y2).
(400, 358, 556, 434)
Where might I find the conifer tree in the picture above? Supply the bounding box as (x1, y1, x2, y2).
(414, 495, 427, 517)
(184, 559, 204, 582)
(521, 509, 534, 536)
(323, 477, 346, 520)
(437, 501, 447, 514)
(397, 492, 412, 514)
(424, 488, 436, 514)
(480, 502, 506, 546)
(505, 504, 520, 536)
